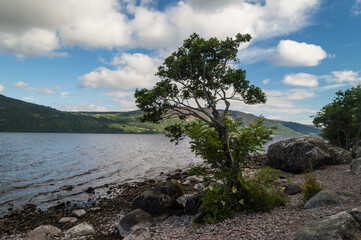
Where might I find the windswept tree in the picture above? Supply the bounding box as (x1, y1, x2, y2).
(313, 85, 361, 150)
(135, 33, 283, 223)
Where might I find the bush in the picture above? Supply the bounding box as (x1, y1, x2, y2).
(303, 173, 323, 202)
(187, 164, 206, 176)
(199, 168, 287, 224)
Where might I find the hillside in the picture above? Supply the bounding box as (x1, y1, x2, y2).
(0, 94, 320, 136)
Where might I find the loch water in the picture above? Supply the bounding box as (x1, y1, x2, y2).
(0, 132, 290, 216)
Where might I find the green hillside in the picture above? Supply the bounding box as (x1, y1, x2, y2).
(0, 94, 320, 136)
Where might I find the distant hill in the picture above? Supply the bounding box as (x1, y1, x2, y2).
(0, 94, 320, 136)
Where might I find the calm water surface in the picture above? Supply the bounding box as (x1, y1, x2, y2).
(0, 132, 290, 216)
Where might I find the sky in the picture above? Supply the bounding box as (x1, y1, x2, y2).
(0, 0, 360, 124)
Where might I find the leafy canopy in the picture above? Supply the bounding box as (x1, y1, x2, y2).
(313, 85, 361, 150)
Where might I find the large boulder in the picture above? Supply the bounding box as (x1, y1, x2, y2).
(131, 190, 184, 219)
(292, 206, 361, 240)
(27, 225, 61, 240)
(185, 194, 202, 215)
(116, 209, 154, 238)
(266, 137, 348, 173)
(304, 190, 340, 209)
(351, 158, 361, 175)
(328, 146, 353, 165)
(153, 179, 184, 199)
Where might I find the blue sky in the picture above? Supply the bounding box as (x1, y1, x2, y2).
(0, 0, 360, 124)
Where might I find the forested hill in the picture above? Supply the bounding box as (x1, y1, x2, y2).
(0, 94, 320, 136)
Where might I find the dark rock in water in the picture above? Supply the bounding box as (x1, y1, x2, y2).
(61, 185, 74, 191)
(153, 179, 184, 199)
(85, 187, 95, 194)
(328, 146, 352, 165)
(185, 194, 202, 215)
(116, 209, 154, 238)
(304, 190, 340, 209)
(266, 137, 350, 173)
(131, 190, 184, 219)
(23, 203, 37, 213)
(292, 206, 361, 240)
(351, 158, 361, 175)
(284, 183, 303, 195)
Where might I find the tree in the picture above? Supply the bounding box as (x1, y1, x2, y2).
(313, 85, 361, 150)
(135, 33, 271, 174)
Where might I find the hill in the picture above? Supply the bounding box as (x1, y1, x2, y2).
(0, 94, 320, 136)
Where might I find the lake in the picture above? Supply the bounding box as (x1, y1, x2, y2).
(0, 132, 290, 216)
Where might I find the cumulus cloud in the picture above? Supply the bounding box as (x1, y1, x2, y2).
(0, 0, 321, 58)
(283, 73, 319, 87)
(0, 84, 4, 93)
(60, 104, 113, 112)
(327, 71, 361, 85)
(352, 0, 361, 15)
(39, 88, 55, 95)
(270, 40, 327, 67)
(79, 53, 162, 90)
(13, 81, 28, 88)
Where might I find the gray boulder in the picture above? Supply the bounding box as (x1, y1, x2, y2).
(266, 137, 330, 173)
(304, 190, 340, 209)
(328, 146, 353, 165)
(27, 225, 61, 240)
(116, 209, 154, 238)
(356, 146, 361, 158)
(131, 190, 184, 218)
(351, 158, 361, 175)
(65, 222, 94, 237)
(153, 179, 184, 199)
(185, 194, 202, 215)
(292, 206, 361, 240)
(284, 183, 303, 195)
(123, 227, 151, 240)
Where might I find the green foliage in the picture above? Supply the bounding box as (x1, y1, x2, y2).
(313, 85, 361, 150)
(302, 173, 323, 202)
(200, 169, 286, 224)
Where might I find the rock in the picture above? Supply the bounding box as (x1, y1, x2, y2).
(23, 203, 37, 213)
(304, 190, 341, 209)
(72, 209, 86, 217)
(182, 180, 191, 185)
(350, 158, 361, 175)
(123, 227, 151, 240)
(131, 190, 184, 218)
(65, 222, 94, 236)
(89, 207, 101, 212)
(59, 217, 78, 224)
(328, 146, 352, 165)
(335, 191, 357, 200)
(85, 187, 95, 194)
(266, 137, 331, 173)
(153, 179, 184, 199)
(356, 146, 361, 158)
(186, 175, 203, 183)
(185, 194, 202, 215)
(116, 209, 155, 238)
(27, 225, 61, 240)
(61, 185, 74, 191)
(194, 183, 204, 191)
(292, 207, 361, 240)
(284, 183, 303, 195)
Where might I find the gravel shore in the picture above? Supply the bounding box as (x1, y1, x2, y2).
(1, 163, 360, 240)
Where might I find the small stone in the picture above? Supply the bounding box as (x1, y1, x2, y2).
(72, 209, 86, 217)
(194, 183, 204, 191)
(182, 180, 191, 185)
(27, 225, 61, 239)
(59, 217, 78, 224)
(186, 176, 203, 183)
(85, 187, 95, 194)
(65, 222, 94, 236)
(89, 207, 101, 212)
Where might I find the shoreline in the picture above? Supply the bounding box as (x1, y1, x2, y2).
(1, 158, 361, 239)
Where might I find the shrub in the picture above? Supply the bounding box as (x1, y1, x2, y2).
(302, 173, 323, 202)
(187, 164, 206, 176)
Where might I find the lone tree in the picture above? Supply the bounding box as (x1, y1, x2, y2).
(313, 85, 361, 150)
(135, 33, 271, 177)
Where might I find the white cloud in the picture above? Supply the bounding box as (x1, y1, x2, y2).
(283, 73, 319, 87)
(13, 81, 28, 88)
(0, 84, 4, 93)
(263, 78, 270, 85)
(39, 88, 55, 95)
(238, 46, 276, 65)
(79, 53, 162, 90)
(0, 0, 321, 58)
(352, 0, 361, 15)
(327, 71, 361, 85)
(270, 40, 327, 67)
(100, 91, 135, 98)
